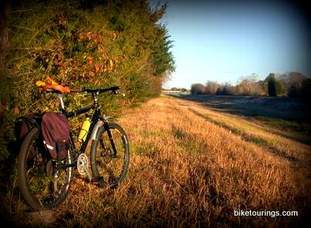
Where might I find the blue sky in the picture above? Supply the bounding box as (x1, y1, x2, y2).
(155, 0, 311, 89)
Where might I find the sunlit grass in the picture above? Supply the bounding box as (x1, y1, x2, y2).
(184, 101, 310, 163)
(9, 96, 311, 226)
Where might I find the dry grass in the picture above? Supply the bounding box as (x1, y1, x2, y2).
(182, 99, 310, 163)
(5, 96, 311, 226)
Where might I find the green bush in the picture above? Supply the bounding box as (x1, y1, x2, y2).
(0, 0, 175, 160)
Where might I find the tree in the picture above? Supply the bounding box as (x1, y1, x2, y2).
(181, 88, 188, 92)
(301, 79, 311, 103)
(205, 81, 219, 94)
(215, 83, 234, 95)
(221, 84, 235, 95)
(267, 74, 277, 96)
(0, 0, 9, 68)
(235, 75, 265, 96)
(191, 83, 205, 95)
(0, 0, 175, 160)
(286, 77, 311, 107)
(284, 72, 307, 97)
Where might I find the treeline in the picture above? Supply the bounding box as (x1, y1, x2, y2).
(191, 72, 311, 98)
(164, 87, 188, 92)
(0, 0, 174, 159)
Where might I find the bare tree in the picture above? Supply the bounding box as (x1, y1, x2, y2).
(236, 75, 265, 96)
(205, 81, 219, 94)
(191, 83, 205, 95)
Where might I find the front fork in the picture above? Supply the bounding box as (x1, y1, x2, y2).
(105, 124, 117, 158)
(91, 118, 117, 157)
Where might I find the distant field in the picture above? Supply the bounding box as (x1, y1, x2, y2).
(5, 96, 311, 226)
(175, 94, 310, 120)
(174, 94, 311, 145)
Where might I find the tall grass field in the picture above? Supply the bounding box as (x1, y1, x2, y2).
(3, 95, 310, 226)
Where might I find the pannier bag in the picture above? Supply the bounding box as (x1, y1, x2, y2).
(41, 112, 70, 160)
(15, 114, 41, 148)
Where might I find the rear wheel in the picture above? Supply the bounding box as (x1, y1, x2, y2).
(17, 127, 73, 210)
(91, 123, 129, 188)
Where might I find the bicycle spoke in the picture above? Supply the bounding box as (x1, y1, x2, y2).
(92, 124, 129, 187)
(18, 128, 73, 210)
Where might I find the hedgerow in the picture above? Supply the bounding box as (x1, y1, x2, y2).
(0, 0, 174, 159)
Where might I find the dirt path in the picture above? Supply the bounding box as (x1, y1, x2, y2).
(12, 96, 311, 226)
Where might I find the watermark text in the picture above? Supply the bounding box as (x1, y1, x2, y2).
(233, 209, 298, 218)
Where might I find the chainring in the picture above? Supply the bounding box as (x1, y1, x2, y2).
(77, 153, 92, 180)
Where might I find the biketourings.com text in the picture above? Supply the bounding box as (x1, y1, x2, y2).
(233, 209, 298, 218)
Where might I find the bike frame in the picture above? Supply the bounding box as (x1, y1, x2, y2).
(56, 93, 117, 167)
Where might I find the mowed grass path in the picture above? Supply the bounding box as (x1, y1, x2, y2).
(20, 96, 311, 226)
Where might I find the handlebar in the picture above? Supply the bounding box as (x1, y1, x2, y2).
(44, 86, 120, 95)
(36, 77, 120, 95)
(82, 86, 120, 94)
(45, 86, 121, 115)
(36, 78, 123, 115)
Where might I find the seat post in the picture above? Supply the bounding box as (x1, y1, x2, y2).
(57, 94, 65, 111)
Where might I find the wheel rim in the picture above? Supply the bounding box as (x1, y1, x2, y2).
(95, 127, 127, 186)
(24, 134, 72, 208)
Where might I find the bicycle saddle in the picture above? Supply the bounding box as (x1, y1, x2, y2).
(36, 77, 71, 94)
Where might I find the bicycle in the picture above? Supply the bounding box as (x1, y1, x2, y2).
(17, 83, 130, 210)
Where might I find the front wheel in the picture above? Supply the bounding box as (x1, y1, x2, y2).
(91, 123, 130, 188)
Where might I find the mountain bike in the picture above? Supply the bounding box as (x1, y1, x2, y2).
(17, 84, 130, 210)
